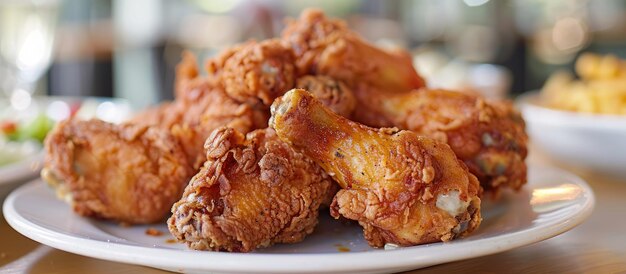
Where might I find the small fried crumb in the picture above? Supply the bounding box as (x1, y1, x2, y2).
(145, 228, 164, 236)
(384, 243, 400, 250)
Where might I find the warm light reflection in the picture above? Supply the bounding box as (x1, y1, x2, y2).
(16, 16, 49, 71)
(96, 101, 118, 123)
(10, 88, 32, 110)
(46, 100, 70, 121)
(464, 0, 490, 7)
(530, 184, 582, 213)
(552, 17, 588, 51)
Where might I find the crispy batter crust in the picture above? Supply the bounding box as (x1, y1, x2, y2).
(43, 119, 193, 224)
(352, 88, 528, 193)
(208, 39, 297, 107)
(296, 75, 356, 117)
(168, 128, 332, 252)
(281, 9, 425, 92)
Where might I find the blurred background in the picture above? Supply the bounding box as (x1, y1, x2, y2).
(1, 0, 626, 108)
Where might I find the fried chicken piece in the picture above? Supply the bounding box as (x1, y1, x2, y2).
(281, 9, 425, 92)
(168, 127, 333, 252)
(207, 37, 358, 117)
(131, 53, 269, 169)
(270, 89, 481, 247)
(42, 119, 193, 224)
(295, 75, 356, 117)
(207, 39, 297, 107)
(170, 85, 269, 169)
(352, 88, 528, 193)
(42, 52, 269, 225)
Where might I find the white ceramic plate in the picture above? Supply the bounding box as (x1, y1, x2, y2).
(0, 152, 44, 200)
(3, 166, 594, 274)
(0, 152, 44, 185)
(517, 92, 626, 177)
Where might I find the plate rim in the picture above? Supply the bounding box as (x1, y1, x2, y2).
(3, 166, 595, 273)
(0, 151, 44, 185)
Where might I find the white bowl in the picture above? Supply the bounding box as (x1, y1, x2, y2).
(517, 92, 626, 177)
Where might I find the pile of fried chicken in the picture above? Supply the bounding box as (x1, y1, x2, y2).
(41, 9, 527, 252)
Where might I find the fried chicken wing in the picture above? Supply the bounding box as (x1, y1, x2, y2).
(168, 127, 333, 252)
(270, 89, 481, 247)
(281, 9, 425, 92)
(42, 119, 193, 224)
(352, 88, 528, 192)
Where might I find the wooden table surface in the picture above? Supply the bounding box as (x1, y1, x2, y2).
(1, 146, 625, 274)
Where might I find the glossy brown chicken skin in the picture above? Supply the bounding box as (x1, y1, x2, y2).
(352, 88, 528, 192)
(168, 127, 333, 252)
(270, 89, 481, 247)
(42, 119, 193, 224)
(281, 9, 425, 92)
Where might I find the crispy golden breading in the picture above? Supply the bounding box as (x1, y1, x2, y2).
(295, 75, 356, 117)
(281, 9, 425, 92)
(175, 51, 202, 100)
(168, 127, 333, 252)
(352, 88, 528, 193)
(42, 119, 193, 224)
(130, 102, 186, 134)
(170, 85, 269, 169)
(132, 54, 269, 169)
(207, 39, 297, 106)
(270, 89, 481, 247)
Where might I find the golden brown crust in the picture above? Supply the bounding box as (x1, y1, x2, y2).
(295, 75, 356, 117)
(270, 89, 481, 247)
(132, 53, 270, 169)
(43, 119, 193, 224)
(281, 8, 426, 92)
(168, 127, 332, 252)
(208, 39, 297, 107)
(352, 88, 528, 193)
(175, 50, 201, 99)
